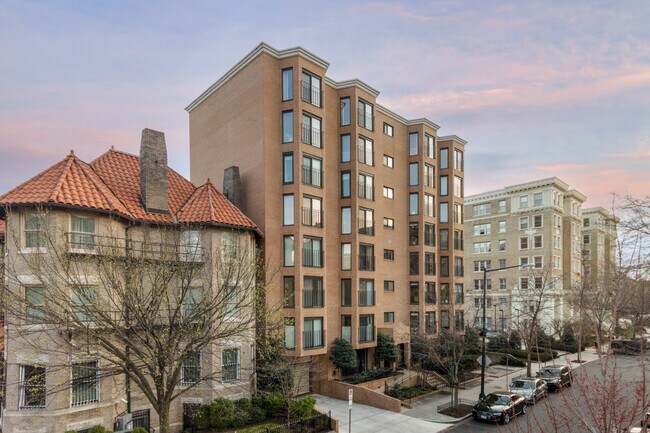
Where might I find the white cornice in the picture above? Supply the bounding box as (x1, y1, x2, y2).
(465, 177, 572, 203)
(438, 135, 468, 145)
(375, 105, 440, 131)
(186, 42, 330, 112)
(324, 77, 380, 98)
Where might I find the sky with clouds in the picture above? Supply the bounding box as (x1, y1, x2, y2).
(1, 0, 649, 208)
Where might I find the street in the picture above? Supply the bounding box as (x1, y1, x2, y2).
(445, 355, 650, 433)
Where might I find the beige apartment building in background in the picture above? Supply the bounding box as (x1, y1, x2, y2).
(581, 207, 617, 281)
(187, 43, 467, 388)
(464, 178, 586, 335)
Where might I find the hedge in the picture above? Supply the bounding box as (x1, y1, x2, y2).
(495, 348, 558, 362)
(346, 367, 394, 384)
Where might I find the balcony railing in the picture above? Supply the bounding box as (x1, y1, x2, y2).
(357, 145, 374, 166)
(302, 207, 324, 228)
(303, 289, 324, 308)
(303, 248, 324, 267)
(358, 290, 375, 307)
(359, 325, 375, 342)
(301, 165, 322, 187)
(304, 329, 325, 349)
(358, 254, 375, 271)
(358, 182, 374, 201)
(301, 123, 322, 148)
(358, 218, 375, 236)
(301, 80, 322, 107)
(425, 292, 437, 304)
(357, 107, 374, 131)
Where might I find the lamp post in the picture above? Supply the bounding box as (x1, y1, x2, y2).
(480, 263, 534, 400)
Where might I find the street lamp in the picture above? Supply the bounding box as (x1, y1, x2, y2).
(479, 263, 535, 400)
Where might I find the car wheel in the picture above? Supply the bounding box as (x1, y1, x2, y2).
(503, 412, 511, 424)
(522, 404, 527, 415)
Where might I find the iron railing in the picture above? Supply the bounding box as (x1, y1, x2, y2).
(301, 165, 322, 187)
(358, 182, 374, 200)
(358, 145, 374, 166)
(301, 123, 322, 148)
(359, 325, 375, 342)
(304, 329, 325, 349)
(358, 290, 375, 307)
(357, 107, 374, 130)
(301, 80, 322, 107)
(358, 218, 375, 236)
(303, 248, 324, 267)
(266, 411, 332, 433)
(301, 207, 324, 227)
(358, 254, 375, 271)
(303, 288, 324, 308)
(437, 398, 477, 413)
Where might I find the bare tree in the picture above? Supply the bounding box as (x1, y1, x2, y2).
(2, 211, 261, 433)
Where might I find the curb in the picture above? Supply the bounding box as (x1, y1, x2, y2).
(421, 413, 473, 424)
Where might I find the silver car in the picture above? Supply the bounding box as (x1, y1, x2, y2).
(508, 377, 548, 404)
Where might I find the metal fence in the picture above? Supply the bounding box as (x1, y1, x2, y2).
(437, 398, 477, 412)
(265, 411, 332, 433)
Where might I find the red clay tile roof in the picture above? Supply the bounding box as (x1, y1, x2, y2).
(177, 180, 256, 228)
(0, 149, 257, 231)
(0, 220, 4, 241)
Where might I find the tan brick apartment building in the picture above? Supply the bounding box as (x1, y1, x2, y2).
(464, 178, 586, 334)
(0, 130, 259, 433)
(581, 207, 617, 281)
(187, 43, 467, 386)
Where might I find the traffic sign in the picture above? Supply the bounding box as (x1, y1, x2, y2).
(477, 354, 492, 367)
(348, 389, 353, 407)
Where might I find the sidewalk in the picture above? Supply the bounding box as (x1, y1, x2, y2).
(402, 347, 602, 423)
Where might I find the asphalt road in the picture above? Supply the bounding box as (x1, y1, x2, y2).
(445, 355, 650, 433)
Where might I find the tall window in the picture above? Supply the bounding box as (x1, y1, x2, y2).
(358, 173, 374, 200)
(283, 153, 293, 184)
(282, 68, 293, 101)
(358, 99, 373, 130)
(455, 311, 465, 330)
(440, 284, 450, 304)
(301, 71, 321, 107)
(341, 134, 351, 162)
(71, 361, 99, 406)
(409, 163, 419, 186)
(359, 244, 375, 271)
(341, 279, 352, 306)
(425, 282, 436, 304)
(425, 312, 436, 334)
(358, 208, 374, 236)
(340, 97, 351, 125)
(341, 171, 351, 198)
(498, 200, 506, 213)
(181, 230, 202, 261)
(409, 252, 419, 275)
(440, 148, 449, 169)
(283, 194, 294, 225)
(359, 315, 374, 342)
(410, 312, 420, 334)
(454, 176, 463, 197)
(359, 279, 375, 306)
(25, 213, 46, 248)
(282, 111, 293, 143)
(454, 230, 464, 250)
(384, 312, 395, 323)
(440, 257, 449, 278)
(283, 235, 294, 266)
(358, 136, 374, 166)
(409, 132, 419, 156)
(302, 113, 322, 148)
(303, 276, 324, 307)
(302, 155, 322, 187)
(222, 348, 240, 382)
(25, 287, 45, 324)
(409, 193, 419, 215)
(439, 202, 449, 223)
(341, 243, 352, 270)
(440, 229, 449, 249)
(520, 195, 529, 208)
(409, 222, 419, 245)
(285, 317, 295, 349)
(454, 149, 463, 171)
(440, 175, 448, 196)
(425, 164, 434, 187)
(19, 364, 46, 409)
(424, 194, 434, 217)
(181, 351, 201, 385)
(304, 317, 324, 349)
(70, 215, 95, 250)
(302, 196, 322, 227)
(454, 257, 464, 277)
(224, 286, 239, 317)
(182, 287, 201, 318)
(283, 276, 295, 308)
(72, 287, 96, 322)
(341, 207, 351, 234)
(425, 252, 436, 276)
(534, 192, 543, 206)
(425, 223, 435, 246)
(425, 135, 435, 158)
(303, 237, 323, 267)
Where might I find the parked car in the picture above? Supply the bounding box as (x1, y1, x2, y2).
(611, 339, 646, 355)
(472, 392, 527, 424)
(509, 377, 548, 404)
(537, 366, 573, 391)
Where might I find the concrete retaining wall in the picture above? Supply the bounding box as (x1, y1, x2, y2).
(318, 380, 402, 413)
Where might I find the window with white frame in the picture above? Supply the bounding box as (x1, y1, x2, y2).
(519, 217, 529, 230)
(222, 348, 241, 382)
(534, 235, 543, 248)
(472, 203, 491, 216)
(24, 212, 46, 248)
(519, 277, 529, 290)
(498, 221, 506, 233)
(499, 239, 506, 251)
(181, 230, 202, 260)
(71, 361, 99, 406)
(19, 364, 46, 409)
(70, 216, 96, 250)
(224, 286, 239, 317)
(499, 278, 507, 290)
(533, 215, 543, 228)
(498, 200, 506, 213)
(520, 237, 529, 249)
(181, 351, 201, 385)
(182, 287, 201, 318)
(520, 195, 529, 209)
(473, 223, 491, 236)
(473, 242, 491, 254)
(72, 287, 96, 322)
(534, 192, 543, 206)
(25, 287, 46, 324)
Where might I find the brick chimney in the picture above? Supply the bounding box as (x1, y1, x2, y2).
(223, 166, 242, 210)
(140, 128, 169, 215)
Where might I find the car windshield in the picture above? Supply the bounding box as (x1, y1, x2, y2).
(540, 368, 560, 377)
(485, 394, 509, 405)
(512, 380, 532, 388)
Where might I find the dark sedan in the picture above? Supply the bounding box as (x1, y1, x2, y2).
(472, 392, 527, 424)
(538, 366, 573, 392)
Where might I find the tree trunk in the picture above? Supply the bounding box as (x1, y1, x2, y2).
(157, 400, 171, 433)
(526, 351, 532, 377)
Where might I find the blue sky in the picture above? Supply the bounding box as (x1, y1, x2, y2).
(1, 0, 649, 207)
